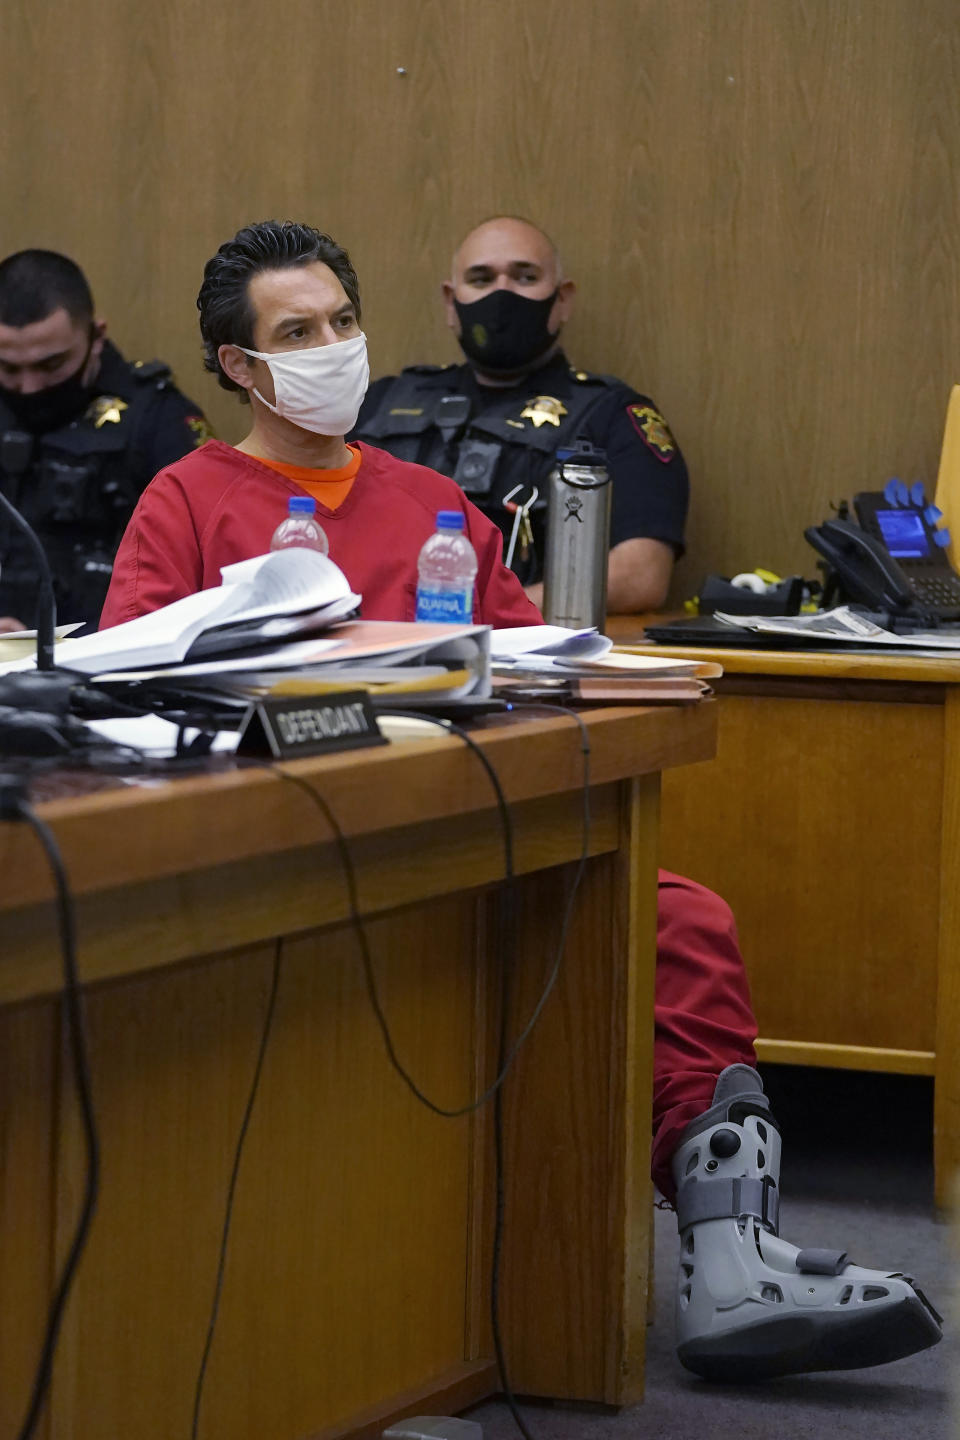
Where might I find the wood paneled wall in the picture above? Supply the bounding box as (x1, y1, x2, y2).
(3, 0, 960, 597)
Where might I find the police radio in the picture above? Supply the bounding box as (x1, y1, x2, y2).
(452, 438, 502, 496)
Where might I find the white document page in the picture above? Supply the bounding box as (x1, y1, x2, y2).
(491, 625, 613, 659)
(44, 551, 357, 674)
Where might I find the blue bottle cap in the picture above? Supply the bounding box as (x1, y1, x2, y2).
(911, 481, 926, 507)
(436, 510, 465, 530)
(289, 496, 316, 513)
(883, 478, 901, 505)
(556, 440, 607, 465)
(935, 528, 952, 548)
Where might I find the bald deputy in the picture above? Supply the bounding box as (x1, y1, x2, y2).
(352, 215, 689, 613)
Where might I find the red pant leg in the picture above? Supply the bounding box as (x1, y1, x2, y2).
(651, 870, 758, 1199)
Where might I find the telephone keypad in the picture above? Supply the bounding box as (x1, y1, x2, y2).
(912, 574, 960, 606)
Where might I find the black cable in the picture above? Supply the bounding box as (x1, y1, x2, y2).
(231, 705, 590, 1440)
(263, 758, 497, 1118)
(371, 715, 535, 1440)
(267, 714, 582, 1119)
(7, 797, 100, 1440)
(267, 705, 592, 1440)
(190, 940, 283, 1440)
(391, 706, 592, 1440)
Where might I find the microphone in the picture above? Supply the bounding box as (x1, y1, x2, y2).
(0, 429, 57, 670)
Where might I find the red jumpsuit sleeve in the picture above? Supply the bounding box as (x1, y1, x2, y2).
(464, 498, 544, 628)
(99, 472, 204, 628)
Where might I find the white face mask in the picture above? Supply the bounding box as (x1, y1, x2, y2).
(238, 331, 370, 436)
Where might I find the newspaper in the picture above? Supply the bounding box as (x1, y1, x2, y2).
(714, 606, 960, 650)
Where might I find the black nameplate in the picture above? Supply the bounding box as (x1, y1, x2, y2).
(237, 690, 386, 759)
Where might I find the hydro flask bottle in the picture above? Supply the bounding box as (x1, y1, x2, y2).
(542, 440, 611, 630)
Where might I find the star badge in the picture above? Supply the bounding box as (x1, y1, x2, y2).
(88, 396, 129, 428)
(519, 395, 568, 428)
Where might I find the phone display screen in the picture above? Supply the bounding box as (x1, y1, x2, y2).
(874, 508, 930, 559)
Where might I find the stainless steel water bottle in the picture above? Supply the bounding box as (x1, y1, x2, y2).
(542, 440, 611, 630)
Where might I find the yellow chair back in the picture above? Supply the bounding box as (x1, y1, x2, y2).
(934, 385, 960, 569)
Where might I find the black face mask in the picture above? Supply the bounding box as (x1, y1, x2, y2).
(453, 289, 559, 375)
(0, 341, 96, 434)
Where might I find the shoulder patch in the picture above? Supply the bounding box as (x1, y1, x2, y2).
(626, 403, 676, 462)
(185, 414, 213, 447)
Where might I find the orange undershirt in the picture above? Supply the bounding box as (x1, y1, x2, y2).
(252, 442, 362, 511)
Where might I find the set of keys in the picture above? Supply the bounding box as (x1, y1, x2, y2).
(503, 485, 539, 570)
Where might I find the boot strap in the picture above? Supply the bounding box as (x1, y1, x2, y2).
(795, 1248, 849, 1275)
(676, 1175, 779, 1232)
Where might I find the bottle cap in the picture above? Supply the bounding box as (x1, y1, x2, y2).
(289, 496, 317, 514)
(556, 439, 608, 466)
(436, 510, 465, 531)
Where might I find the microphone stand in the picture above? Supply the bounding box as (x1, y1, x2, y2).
(0, 430, 143, 745)
(0, 429, 56, 671)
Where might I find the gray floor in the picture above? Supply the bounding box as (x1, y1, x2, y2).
(469, 1067, 955, 1440)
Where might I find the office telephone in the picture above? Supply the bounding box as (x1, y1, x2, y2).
(805, 486, 960, 621)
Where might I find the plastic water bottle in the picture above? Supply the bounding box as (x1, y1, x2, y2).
(270, 495, 329, 554)
(415, 510, 477, 624)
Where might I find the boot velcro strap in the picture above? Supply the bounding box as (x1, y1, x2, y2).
(796, 1248, 849, 1276)
(676, 1176, 779, 1232)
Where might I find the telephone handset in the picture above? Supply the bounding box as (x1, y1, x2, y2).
(804, 518, 916, 612)
(805, 489, 960, 621)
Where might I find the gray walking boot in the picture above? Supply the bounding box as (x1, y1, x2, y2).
(670, 1065, 942, 1381)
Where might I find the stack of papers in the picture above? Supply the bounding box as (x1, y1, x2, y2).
(490, 625, 721, 704)
(98, 620, 493, 706)
(0, 552, 496, 741)
(0, 565, 718, 756)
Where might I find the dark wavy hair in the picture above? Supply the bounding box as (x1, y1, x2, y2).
(197, 221, 361, 393)
(0, 249, 94, 328)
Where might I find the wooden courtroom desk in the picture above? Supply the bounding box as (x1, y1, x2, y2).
(0, 702, 714, 1440)
(609, 615, 960, 1210)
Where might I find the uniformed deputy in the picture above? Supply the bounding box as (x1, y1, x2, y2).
(0, 249, 211, 632)
(353, 215, 689, 613)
